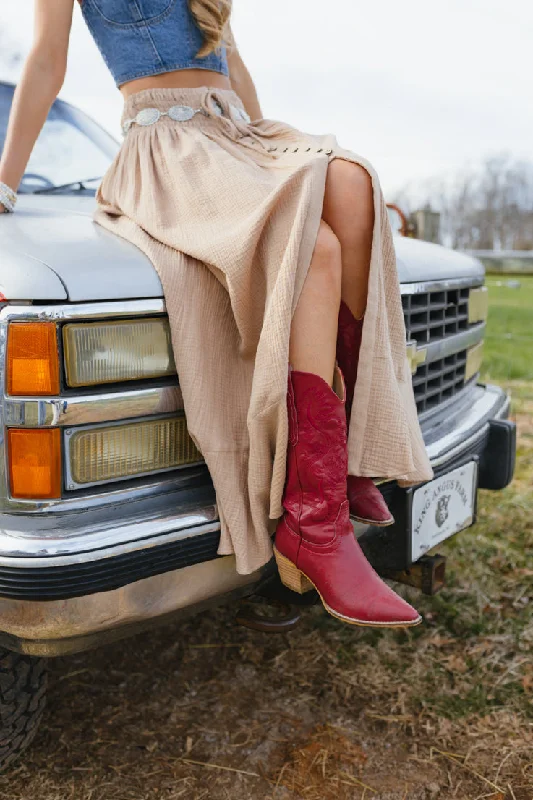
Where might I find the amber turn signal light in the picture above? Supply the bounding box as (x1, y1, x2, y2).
(7, 322, 60, 396)
(8, 428, 62, 500)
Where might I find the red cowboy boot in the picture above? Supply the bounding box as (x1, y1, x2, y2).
(336, 300, 394, 526)
(273, 367, 421, 627)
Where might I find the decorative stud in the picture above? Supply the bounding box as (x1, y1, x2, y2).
(168, 105, 196, 121)
(230, 105, 251, 123)
(136, 107, 161, 126)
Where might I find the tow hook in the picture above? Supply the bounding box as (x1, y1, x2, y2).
(235, 596, 302, 633)
(380, 554, 446, 596)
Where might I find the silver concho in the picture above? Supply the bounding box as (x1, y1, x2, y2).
(231, 105, 251, 123)
(135, 107, 161, 126)
(168, 105, 196, 122)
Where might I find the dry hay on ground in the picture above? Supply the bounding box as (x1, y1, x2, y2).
(1, 382, 531, 800)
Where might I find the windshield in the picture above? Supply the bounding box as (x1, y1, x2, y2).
(0, 83, 119, 193)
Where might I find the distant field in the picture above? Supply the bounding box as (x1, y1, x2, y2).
(482, 274, 533, 382)
(479, 254, 533, 275)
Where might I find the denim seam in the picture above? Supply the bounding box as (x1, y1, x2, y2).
(133, 1, 166, 71)
(86, 0, 178, 29)
(187, 9, 194, 56)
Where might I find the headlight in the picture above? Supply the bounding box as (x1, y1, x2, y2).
(67, 416, 202, 487)
(63, 318, 176, 387)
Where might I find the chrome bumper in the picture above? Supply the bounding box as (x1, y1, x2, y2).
(0, 558, 263, 657)
(0, 382, 511, 656)
(0, 479, 219, 566)
(0, 470, 266, 657)
(421, 382, 510, 467)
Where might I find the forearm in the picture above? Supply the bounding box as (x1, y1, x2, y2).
(225, 23, 263, 122)
(0, 50, 65, 192)
(229, 58, 263, 122)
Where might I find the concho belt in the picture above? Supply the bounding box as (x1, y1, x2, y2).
(122, 99, 250, 135)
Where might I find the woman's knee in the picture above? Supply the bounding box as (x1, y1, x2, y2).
(324, 160, 374, 234)
(327, 159, 373, 202)
(308, 220, 342, 291)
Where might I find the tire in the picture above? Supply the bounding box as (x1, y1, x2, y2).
(0, 647, 47, 772)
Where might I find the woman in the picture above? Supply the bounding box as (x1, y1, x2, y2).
(0, 0, 433, 627)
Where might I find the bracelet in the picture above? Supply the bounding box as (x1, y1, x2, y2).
(0, 181, 17, 213)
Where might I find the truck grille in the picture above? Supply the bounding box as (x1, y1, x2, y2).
(412, 350, 467, 413)
(402, 284, 479, 414)
(402, 287, 470, 345)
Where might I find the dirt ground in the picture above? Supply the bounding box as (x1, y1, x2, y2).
(3, 272, 533, 800)
(1, 383, 531, 800)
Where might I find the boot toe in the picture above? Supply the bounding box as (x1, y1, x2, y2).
(320, 581, 422, 628)
(347, 476, 395, 526)
(365, 589, 422, 626)
(352, 507, 395, 526)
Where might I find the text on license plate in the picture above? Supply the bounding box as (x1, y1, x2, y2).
(410, 460, 478, 561)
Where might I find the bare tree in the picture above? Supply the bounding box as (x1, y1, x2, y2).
(393, 154, 533, 251)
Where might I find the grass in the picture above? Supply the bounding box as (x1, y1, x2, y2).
(483, 275, 533, 381)
(1, 277, 532, 799)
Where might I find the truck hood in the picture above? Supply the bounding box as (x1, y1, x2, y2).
(2, 196, 484, 302)
(394, 236, 484, 285)
(2, 195, 162, 302)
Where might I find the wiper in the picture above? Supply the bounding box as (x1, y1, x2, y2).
(34, 177, 102, 194)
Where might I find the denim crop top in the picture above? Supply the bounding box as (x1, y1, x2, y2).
(80, 0, 229, 87)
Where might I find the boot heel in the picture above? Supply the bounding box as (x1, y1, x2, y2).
(274, 548, 313, 594)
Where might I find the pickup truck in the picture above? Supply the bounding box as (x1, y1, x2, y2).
(0, 80, 516, 770)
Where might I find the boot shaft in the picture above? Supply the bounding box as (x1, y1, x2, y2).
(335, 300, 395, 527)
(283, 367, 349, 539)
(336, 300, 363, 426)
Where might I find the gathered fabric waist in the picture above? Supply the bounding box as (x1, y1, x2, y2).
(117, 85, 304, 154)
(121, 86, 252, 135)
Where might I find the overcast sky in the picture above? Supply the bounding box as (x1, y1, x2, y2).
(1, 0, 531, 194)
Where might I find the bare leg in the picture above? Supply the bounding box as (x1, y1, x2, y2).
(275, 159, 416, 624)
(321, 160, 375, 319)
(289, 219, 342, 385)
(319, 160, 394, 525)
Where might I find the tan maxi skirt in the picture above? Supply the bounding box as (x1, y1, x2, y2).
(94, 86, 434, 575)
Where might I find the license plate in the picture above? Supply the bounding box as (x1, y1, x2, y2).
(410, 460, 478, 561)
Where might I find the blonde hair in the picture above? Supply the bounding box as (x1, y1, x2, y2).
(188, 0, 233, 58)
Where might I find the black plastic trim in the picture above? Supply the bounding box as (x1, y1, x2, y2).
(0, 531, 221, 601)
(478, 419, 516, 490)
